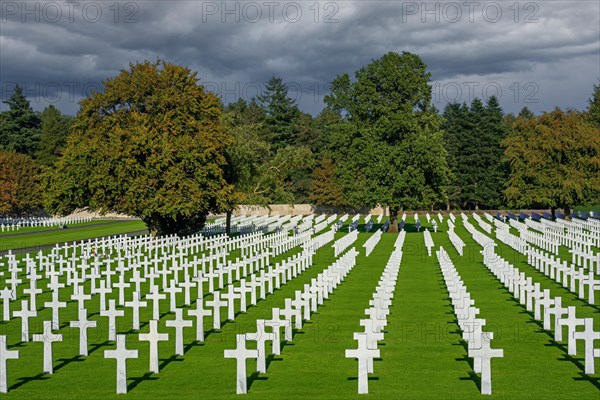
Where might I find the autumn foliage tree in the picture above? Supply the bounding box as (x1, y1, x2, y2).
(503, 108, 600, 217)
(44, 61, 233, 236)
(0, 150, 41, 215)
(309, 157, 345, 207)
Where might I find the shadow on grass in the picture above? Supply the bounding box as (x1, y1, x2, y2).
(347, 376, 380, 381)
(158, 354, 184, 370)
(53, 354, 85, 372)
(247, 371, 268, 390)
(128, 371, 159, 392)
(459, 371, 482, 392)
(265, 354, 283, 370)
(88, 340, 112, 355)
(9, 372, 50, 391)
(183, 340, 205, 353)
(573, 372, 600, 390)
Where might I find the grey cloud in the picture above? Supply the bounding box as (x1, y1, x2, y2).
(1, 0, 598, 116)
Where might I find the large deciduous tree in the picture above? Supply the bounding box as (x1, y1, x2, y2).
(0, 150, 41, 215)
(503, 108, 600, 217)
(44, 61, 233, 236)
(325, 52, 451, 231)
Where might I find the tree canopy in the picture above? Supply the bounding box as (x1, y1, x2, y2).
(36, 105, 72, 166)
(325, 52, 451, 230)
(503, 108, 600, 216)
(0, 85, 40, 157)
(0, 150, 41, 215)
(44, 61, 233, 235)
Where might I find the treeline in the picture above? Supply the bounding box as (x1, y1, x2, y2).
(1, 55, 599, 233)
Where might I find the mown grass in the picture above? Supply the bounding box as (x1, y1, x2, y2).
(0, 217, 597, 399)
(0, 220, 148, 252)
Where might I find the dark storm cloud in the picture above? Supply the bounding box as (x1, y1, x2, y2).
(1, 1, 598, 116)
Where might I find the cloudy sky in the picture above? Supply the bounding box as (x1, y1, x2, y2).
(1, 1, 599, 116)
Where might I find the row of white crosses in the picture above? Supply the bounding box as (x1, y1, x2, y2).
(423, 229, 434, 257)
(346, 244, 403, 394)
(491, 218, 599, 306)
(363, 230, 382, 257)
(527, 248, 600, 305)
(108, 244, 323, 394)
(481, 246, 600, 375)
(464, 215, 600, 375)
(436, 247, 504, 395)
(0, 225, 330, 393)
(333, 229, 358, 257)
(472, 213, 493, 234)
(522, 215, 600, 273)
(225, 248, 359, 394)
(0, 216, 93, 232)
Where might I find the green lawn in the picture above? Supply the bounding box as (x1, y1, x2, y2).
(0, 220, 147, 252)
(0, 220, 123, 237)
(0, 217, 597, 399)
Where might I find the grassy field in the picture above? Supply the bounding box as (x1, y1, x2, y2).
(0, 220, 124, 237)
(0, 217, 597, 399)
(0, 220, 147, 252)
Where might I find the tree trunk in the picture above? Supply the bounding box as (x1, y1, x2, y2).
(142, 213, 207, 237)
(226, 210, 232, 235)
(389, 207, 399, 233)
(562, 205, 571, 220)
(551, 207, 556, 221)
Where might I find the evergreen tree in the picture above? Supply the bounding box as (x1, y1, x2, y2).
(0, 85, 40, 156)
(587, 81, 600, 128)
(258, 76, 300, 151)
(518, 106, 535, 119)
(441, 102, 468, 209)
(455, 97, 507, 209)
(36, 105, 71, 166)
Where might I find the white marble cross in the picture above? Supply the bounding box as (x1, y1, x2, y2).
(44, 291, 67, 330)
(104, 334, 138, 394)
(69, 310, 97, 356)
(125, 291, 147, 330)
(543, 296, 568, 330)
(12, 300, 36, 342)
(555, 306, 585, 355)
(166, 308, 193, 356)
(224, 334, 259, 394)
(139, 319, 169, 373)
(222, 284, 241, 321)
(345, 332, 380, 394)
(164, 280, 182, 312)
(114, 274, 131, 306)
(467, 332, 504, 395)
(146, 285, 167, 320)
(246, 319, 276, 374)
(0, 288, 15, 322)
(206, 291, 228, 330)
(187, 300, 212, 341)
(32, 321, 63, 374)
(101, 299, 125, 341)
(0, 335, 19, 393)
(572, 318, 600, 374)
(71, 286, 92, 311)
